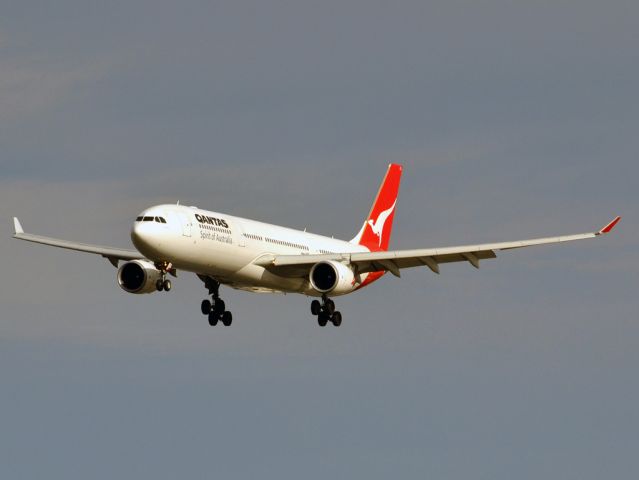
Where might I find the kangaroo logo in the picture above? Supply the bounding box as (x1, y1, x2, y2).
(367, 200, 397, 247)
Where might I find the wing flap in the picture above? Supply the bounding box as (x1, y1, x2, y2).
(352, 250, 497, 274)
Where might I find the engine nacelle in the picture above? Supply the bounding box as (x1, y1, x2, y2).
(117, 260, 162, 294)
(309, 260, 356, 295)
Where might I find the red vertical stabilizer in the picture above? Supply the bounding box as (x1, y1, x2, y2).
(350, 164, 403, 252)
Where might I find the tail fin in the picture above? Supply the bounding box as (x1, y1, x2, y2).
(350, 163, 403, 252)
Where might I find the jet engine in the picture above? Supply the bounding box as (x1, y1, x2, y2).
(309, 260, 356, 295)
(117, 260, 162, 294)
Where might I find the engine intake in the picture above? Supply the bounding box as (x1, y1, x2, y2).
(309, 260, 356, 295)
(117, 260, 162, 294)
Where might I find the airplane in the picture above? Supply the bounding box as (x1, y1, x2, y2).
(12, 164, 620, 327)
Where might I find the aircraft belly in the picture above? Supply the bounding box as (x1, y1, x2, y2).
(164, 237, 305, 293)
(221, 263, 307, 294)
(166, 236, 249, 273)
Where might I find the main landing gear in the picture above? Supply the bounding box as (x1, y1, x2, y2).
(311, 295, 342, 327)
(155, 262, 173, 292)
(199, 276, 232, 327)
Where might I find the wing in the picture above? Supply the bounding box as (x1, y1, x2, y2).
(12, 217, 143, 267)
(254, 217, 621, 278)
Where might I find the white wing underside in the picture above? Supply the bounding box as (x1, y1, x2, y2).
(12, 218, 142, 266)
(255, 218, 620, 278)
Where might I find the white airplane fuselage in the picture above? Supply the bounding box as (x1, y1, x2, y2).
(132, 204, 372, 296)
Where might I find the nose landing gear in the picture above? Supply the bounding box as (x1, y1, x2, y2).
(199, 275, 233, 326)
(155, 262, 174, 292)
(156, 278, 172, 292)
(311, 295, 342, 327)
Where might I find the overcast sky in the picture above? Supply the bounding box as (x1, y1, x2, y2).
(1, 1, 637, 478)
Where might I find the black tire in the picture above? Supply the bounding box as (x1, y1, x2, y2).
(325, 299, 335, 315)
(163, 279, 172, 292)
(318, 313, 329, 327)
(311, 300, 321, 316)
(222, 311, 233, 326)
(214, 298, 226, 313)
(331, 311, 342, 327)
(208, 312, 219, 326)
(156, 279, 164, 291)
(201, 299, 212, 315)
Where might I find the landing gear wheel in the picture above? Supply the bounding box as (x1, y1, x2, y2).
(324, 299, 335, 315)
(201, 299, 212, 315)
(199, 276, 233, 327)
(312, 296, 341, 326)
(318, 313, 329, 327)
(311, 300, 321, 316)
(214, 298, 225, 313)
(162, 279, 172, 292)
(156, 279, 164, 291)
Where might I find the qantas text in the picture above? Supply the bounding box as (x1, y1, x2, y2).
(194, 214, 229, 229)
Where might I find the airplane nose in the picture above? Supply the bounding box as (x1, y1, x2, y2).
(131, 218, 170, 258)
(131, 221, 153, 250)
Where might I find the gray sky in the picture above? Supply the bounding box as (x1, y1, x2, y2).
(1, 1, 637, 478)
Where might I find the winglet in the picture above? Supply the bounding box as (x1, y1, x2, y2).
(598, 216, 621, 235)
(13, 217, 24, 235)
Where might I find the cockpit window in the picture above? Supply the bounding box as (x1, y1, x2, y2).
(137, 215, 167, 223)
